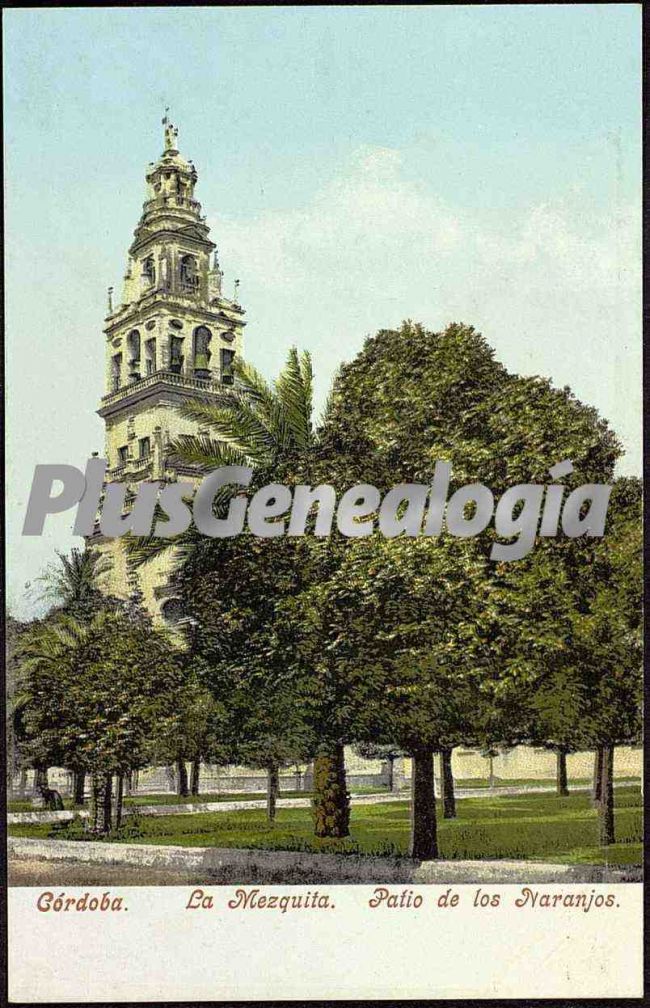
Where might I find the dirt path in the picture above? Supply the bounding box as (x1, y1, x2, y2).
(8, 858, 210, 887)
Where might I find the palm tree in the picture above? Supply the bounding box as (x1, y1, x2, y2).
(127, 348, 314, 568)
(36, 547, 111, 620)
(14, 615, 92, 811)
(30, 547, 114, 803)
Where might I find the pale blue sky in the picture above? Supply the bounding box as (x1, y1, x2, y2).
(4, 5, 642, 618)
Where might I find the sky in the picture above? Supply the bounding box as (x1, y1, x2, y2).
(4, 5, 642, 619)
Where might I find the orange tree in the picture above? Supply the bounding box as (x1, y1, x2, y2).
(280, 534, 488, 859)
(17, 611, 184, 832)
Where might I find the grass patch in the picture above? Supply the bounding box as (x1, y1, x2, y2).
(123, 790, 310, 806)
(9, 786, 642, 866)
(7, 790, 309, 813)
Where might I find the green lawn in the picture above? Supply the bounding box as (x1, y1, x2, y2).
(8, 786, 642, 866)
(7, 790, 306, 812)
(125, 790, 309, 806)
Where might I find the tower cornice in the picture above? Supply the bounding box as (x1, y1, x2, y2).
(129, 225, 214, 258)
(103, 292, 246, 334)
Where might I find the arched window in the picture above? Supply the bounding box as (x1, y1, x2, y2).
(127, 330, 141, 381)
(179, 254, 198, 292)
(220, 348, 235, 385)
(144, 337, 156, 375)
(170, 336, 184, 374)
(193, 326, 212, 378)
(111, 353, 122, 392)
(142, 257, 155, 286)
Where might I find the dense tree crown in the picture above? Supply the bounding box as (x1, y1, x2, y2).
(322, 321, 621, 488)
(16, 612, 184, 778)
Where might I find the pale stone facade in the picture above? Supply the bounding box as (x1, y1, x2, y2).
(89, 119, 245, 619)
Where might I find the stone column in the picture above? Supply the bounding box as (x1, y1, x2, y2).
(152, 426, 164, 480)
(170, 248, 177, 294)
(391, 756, 407, 792)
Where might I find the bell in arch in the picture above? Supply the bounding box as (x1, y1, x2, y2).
(193, 326, 212, 379)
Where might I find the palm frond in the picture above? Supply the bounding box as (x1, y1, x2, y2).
(231, 357, 277, 407)
(176, 398, 276, 463)
(124, 521, 201, 568)
(36, 546, 111, 605)
(275, 347, 313, 448)
(166, 434, 250, 471)
(299, 350, 314, 418)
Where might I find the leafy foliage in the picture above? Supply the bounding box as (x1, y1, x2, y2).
(36, 547, 118, 622)
(15, 612, 184, 777)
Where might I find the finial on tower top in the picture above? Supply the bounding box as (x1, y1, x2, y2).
(162, 109, 178, 152)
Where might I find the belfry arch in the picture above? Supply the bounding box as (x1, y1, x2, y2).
(193, 325, 212, 378)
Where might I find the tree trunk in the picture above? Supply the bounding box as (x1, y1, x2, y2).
(176, 757, 189, 797)
(487, 755, 495, 789)
(312, 743, 350, 838)
(102, 774, 113, 833)
(592, 747, 604, 806)
(266, 763, 280, 822)
(598, 745, 615, 846)
(18, 767, 28, 798)
(124, 771, 133, 796)
(33, 765, 48, 794)
(555, 749, 569, 796)
(190, 758, 201, 796)
(409, 747, 438, 860)
(112, 774, 124, 830)
(440, 748, 457, 819)
(73, 770, 86, 806)
(88, 774, 105, 834)
(385, 755, 394, 792)
(34, 766, 49, 790)
(32, 766, 49, 808)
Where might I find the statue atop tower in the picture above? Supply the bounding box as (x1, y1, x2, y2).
(163, 112, 178, 152)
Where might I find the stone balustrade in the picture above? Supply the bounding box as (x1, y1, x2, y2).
(101, 369, 218, 408)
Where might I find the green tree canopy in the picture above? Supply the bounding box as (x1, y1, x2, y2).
(321, 320, 621, 490)
(17, 611, 184, 779)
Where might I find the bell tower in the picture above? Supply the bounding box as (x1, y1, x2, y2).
(92, 118, 246, 620)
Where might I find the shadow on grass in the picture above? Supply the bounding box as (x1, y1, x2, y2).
(8, 786, 642, 866)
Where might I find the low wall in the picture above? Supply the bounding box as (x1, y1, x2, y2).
(8, 836, 636, 884)
(443, 746, 642, 782)
(9, 746, 642, 801)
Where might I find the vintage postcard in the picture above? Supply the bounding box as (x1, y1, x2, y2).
(4, 5, 643, 1002)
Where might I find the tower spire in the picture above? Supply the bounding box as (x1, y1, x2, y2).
(162, 109, 178, 152)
